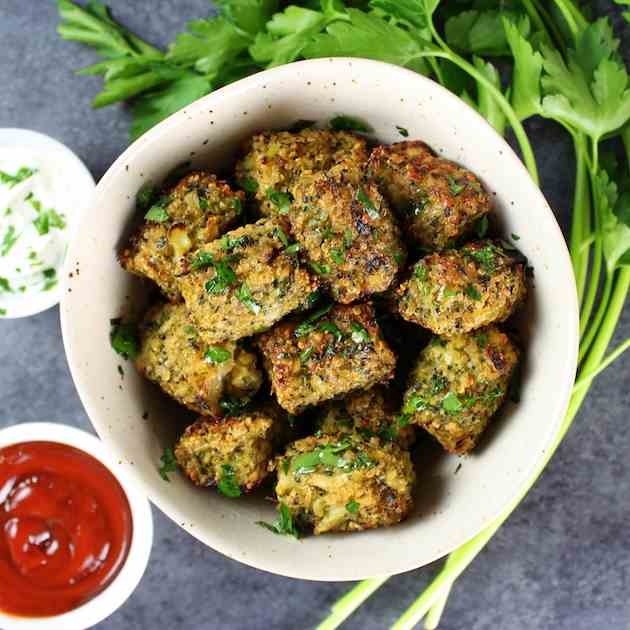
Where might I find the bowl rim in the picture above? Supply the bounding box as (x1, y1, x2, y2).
(61, 57, 579, 581)
(0, 422, 153, 630)
(0, 128, 95, 319)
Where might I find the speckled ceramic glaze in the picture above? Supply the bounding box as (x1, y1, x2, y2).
(61, 58, 579, 581)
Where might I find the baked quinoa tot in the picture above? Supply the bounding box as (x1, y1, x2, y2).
(368, 141, 491, 250)
(135, 302, 262, 415)
(290, 162, 406, 303)
(275, 434, 415, 534)
(257, 302, 396, 414)
(398, 240, 527, 336)
(120, 172, 243, 300)
(318, 386, 415, 449)
(402, 326, 519, 453)
(177, 218, 319, 344)
(174, 409, 278, 492)
(235, 129, 368, 216)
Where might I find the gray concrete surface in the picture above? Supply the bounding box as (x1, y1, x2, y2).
(1, 2, 629, 629)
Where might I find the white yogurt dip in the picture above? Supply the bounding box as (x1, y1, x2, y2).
(0, 129, 94, 318)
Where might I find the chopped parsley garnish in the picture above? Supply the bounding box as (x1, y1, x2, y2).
(295, 304, 333, 337)
(135, 184, 158, 210)
(204, 345, 232, 364)
(28, 195, 66, 235)
(232, 197, 242, 214)
(403, 395, 429, 415)
(0, 166, 36, 188)
(476, 333, 489, 349)
(446, 175, 465, 195)
(357, 188, 379, 219)
(273, 227, 290, 247)
(190, 251, 215, 270)
(109, 318, 139, 360)
(273, 227, 301, 257)
(221, 235, 252, 252)
(144, 205, 170, 222)
(198, 194, 209, 210)
(158, 447, 177, 481)
(235, 283, 261, 313)
(205, 260, 238, 294)
(256, 503, 299, 539)
(330, 248, 345, 264)
(0, 277, 12, 293)
(464, 285, 481, 300)
(289, 119, 316, 132)
(308, 260, 330, 275)
(329, 115, 371, 133)
(466, 245, 497, 273)
(42, 268, 58, 291)
(346, 500, 360, 514)
(430, 373, 448, 394)
(474, 215, 489, 238)
(414, 263, 427, 282)
(318, 321, 344, 342)
(396, 125, 409, 137)
(350, 322, 370, 344)
(1, 226, 19, 257)
(266, 188, 293, 214)
(284, 243, 300, 255)
(241, 177, 259, 194)
(291, 440, 352, 476)
(217, 464, 241, 497)
(442, 392, 463, 413)
(299, 346, 314, 363)
(511, 233, 521, 241)
(219, 395, 252, 416)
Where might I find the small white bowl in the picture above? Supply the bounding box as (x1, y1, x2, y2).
(0, 422, 153, 630)
(0, 129, 95, 319)
(61, 58, 579, 581)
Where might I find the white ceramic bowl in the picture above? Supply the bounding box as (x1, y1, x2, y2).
(61, 58, 578, 581)
(0, 423, 153, 630)
(0, 129, 95, 318)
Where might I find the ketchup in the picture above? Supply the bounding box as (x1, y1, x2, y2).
(0, 441, 133, 617)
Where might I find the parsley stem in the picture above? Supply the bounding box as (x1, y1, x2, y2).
(569, 134, 591, 305)
(578, 270, 613, 363)
(423, 581, 452, 630)
(315, 577, 389, 630)
(578, 161, 603, 332)
(526, 0, 567, 54)
(573, 335, 630, 393)
(421, 36, 539, 184)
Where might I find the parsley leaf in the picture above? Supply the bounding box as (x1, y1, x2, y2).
(295, 303, 333, 337)
(235, 283, 261, 313)
(1, 226, 19, 257)
(256, 503, 299, 538)
(346, 499, 359, 514)
(350, 322, 370, 343)
(540, 19, 630, 142)
(266, 188, 293, 214)
(442, 391, 463, 414)
(329, 115, 372, 133)
(110, 319, 139, 360)
(205, 259, 238, 294)
(356, 188, 379, 219)
(159, 447, 178, 481)
(464, 284, 482, 300)
(0, 166, 36, 188)
(166, 17, 251, 78)
(144, 205, 170, 222)
(205, 346, 232, 364)
(217, 463, 242, 497)
(219, 395, 252, 416)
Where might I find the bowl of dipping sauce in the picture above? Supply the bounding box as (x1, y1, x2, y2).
(0, 129, 95, 319)
(0, 422, 152, 630)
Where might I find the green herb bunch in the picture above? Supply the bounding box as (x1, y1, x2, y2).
(58, 1, 630, 628)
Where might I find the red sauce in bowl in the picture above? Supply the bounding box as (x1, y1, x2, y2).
(0, 441, 133, 617)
